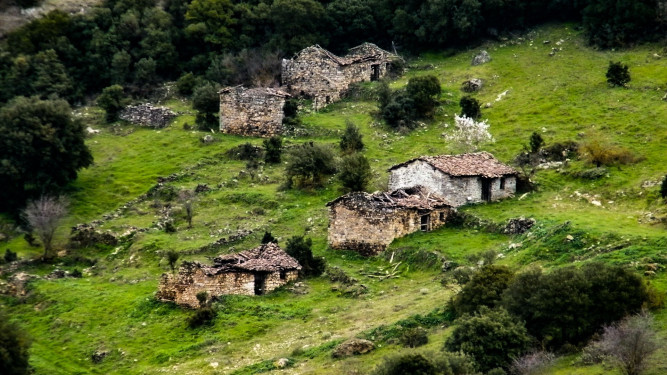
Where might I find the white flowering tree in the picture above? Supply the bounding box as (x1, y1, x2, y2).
(444, 114, 494, 152)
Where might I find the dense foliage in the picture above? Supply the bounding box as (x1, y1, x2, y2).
(0, 311, 31, 375)
(285, 235, 326, 277)
(451, 265, 514, 315)
(606, 61, 631, 87)
(0, 97, 92, 209)
(338, 153, 372, 192)
(340, 120, 364, 153)
(285, 142, 337, 188)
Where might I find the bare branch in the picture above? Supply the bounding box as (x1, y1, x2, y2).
(22, 195, 68, 259)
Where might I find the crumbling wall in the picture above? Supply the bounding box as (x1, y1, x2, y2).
(119, 104, 176, 128)
(219, 86, 287, 137)
(328, 204, 449, 255)
(157, 263, 298, 308)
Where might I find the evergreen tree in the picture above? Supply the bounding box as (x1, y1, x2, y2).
(339, 120, 364, 153)
(339, 153, 372, 192)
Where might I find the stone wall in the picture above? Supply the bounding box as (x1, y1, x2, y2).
(157, 263, 298, 308)
(282, 44, 393, 110)
(219, 86, 288, 137)
(328, 204, 449, 255)
(388, 161, 516, 206)
(119, 104, 176, 128)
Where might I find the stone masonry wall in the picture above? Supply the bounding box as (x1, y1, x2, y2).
(219, 87, 287, 137)
(389, 161, 516, 206)
(157, 266, 298, 308)
(119, 104, 176, 128)
(328, 204, 449, 255)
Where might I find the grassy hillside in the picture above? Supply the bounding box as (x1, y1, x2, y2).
(2, 24, 667, 374)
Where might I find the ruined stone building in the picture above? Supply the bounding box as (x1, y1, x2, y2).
(119, 104, 176, 128)
(388, 152, 518, 207)
(219, 86, 290, 137)
(282, 43, 397, 110)
(327, 186, 452, 255)
(157, 243, 300, 308)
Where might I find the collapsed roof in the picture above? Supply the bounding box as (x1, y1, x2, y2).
(200, 243, 301, 275)
(327, 186, 452, 210)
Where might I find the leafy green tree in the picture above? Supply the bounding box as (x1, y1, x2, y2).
(606, 61, 631, 87)
(176, 72, 197, 96)
(583, 0, 658, 47)
(451, 265, 514, 315)
(135, 57, 157, 84)
(338, 153, 372, 192)
(285, 235, 325, 277)
(185, 0, 236, 48)
(263, 136, 283, 164)
(459, 95, 481, 119)
(285, 142, 337, 188)
(529, 132, 544, 153)
(31, 49, 72, 99)
(97, 84, 128, 122)
(381, 91, 416, 129)
(166, 250, 180, 272)
(340, 120, 364, 153)
(445, 307, 531, 373)
(269, 0, 328, 54)
(406, 75, 441, 117)
(110, 50, 132, 84)
(192, 82, 220, 130)
(0, 97, 93, 209)
(0, 311, 31, 375)
(372, 353, 436, 375)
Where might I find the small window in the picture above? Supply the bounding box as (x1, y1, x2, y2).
(325, 96, 331, 104)
(439, 212, 446, 221)
(500, 177, 506, 190)
(280, 271, 286, 280)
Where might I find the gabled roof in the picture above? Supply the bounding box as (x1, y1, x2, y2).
(290, 43, 395, 66)
(205, 243, 301, 274)
(219, 85, 290, 97)
(388, 152, 517, 178)
(326, 186, 452, 210)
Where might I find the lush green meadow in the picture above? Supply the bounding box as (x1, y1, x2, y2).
(3, 24, 667, 374)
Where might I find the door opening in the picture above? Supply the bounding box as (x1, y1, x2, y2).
(254, 273, 267, 295)
(371, 64, 380, 81)
(481, 178, 492, 201)
(420, 215, 430, 231)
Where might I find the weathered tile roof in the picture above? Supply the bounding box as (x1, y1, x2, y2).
(388, 152, 517, 178)
(327, 186, 453, 210)
(206, 243, 301, 274)
(219, 85, 290, 97)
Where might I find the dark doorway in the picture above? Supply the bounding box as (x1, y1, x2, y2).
(254, 273, 267, 295)
(325, 95, 331, 104)
(420, 215, 430, 231)
(371, 64, 380, 81)
(481, 178, 492, 201)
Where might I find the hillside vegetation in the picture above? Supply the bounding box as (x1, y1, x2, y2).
(2, 24, 667, 374)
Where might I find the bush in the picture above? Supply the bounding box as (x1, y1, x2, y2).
(282, 99, 299, 126)
(510, 351, 555, 375)
(285, 142, 337, 188)
(176, 72, 197, 96)
(196, 291, 208, 307)
(502, 263, 648, 349)
(4, 249, 18, 263)
(97, 84, 128, 122)
(406, 75, 441, 118)
(0, 311, 30, 375)
(187, 307, 217, 328)
(580, 139, 638, 167)
(285, 236, 325, 277)
(166, 250, 180, 272)
(444, 307, 531, 373)
(70, 268, 83, 278)
(451, 265, 514, 315)
(263, 136, 282, 164)
(340, 120, 364, 153)
(444, 115, 494, 153)
(433, 351, 477, 375)
(338, 153, 372, 192)
(606, 61, 631, 87)
(192, 82, 220, 131)
(261, 231, 277, 244)
(459, 95, 481, 119)
(399, 327, 429, 348)
(227, 143, 262, 161)
(529, 132, 544, 153)
(660, 175, 667, 199)
(372, 353, 436, 375)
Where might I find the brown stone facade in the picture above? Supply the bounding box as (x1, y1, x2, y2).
(157, 243, 301, 308)
(219, 86, 289, 137)
(282, 43, 397, 110)
(327, 187, 452, 255)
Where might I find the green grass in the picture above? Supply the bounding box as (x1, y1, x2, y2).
(3, 23, 667, 374)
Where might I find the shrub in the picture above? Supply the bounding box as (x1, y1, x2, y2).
(444, 307, 531, 373)
(187, 307, 217, 328)
(0, 311, 31, 375)
(606, 61, 630, 87)
(340, 120, 364, 153)
(166, 250, 180, 272)
(97, 84, 128, 122)
(459, 95, 481, 119)
(432, 351, 477, 375)
(399, 327, 429, 348)
(176, 72, 197, 96)
(372, 353, 436, 375)
(282, 99, 299, 126)
(451, 265, 514, 315)
(660, 175, 667, 199)
(263, 136, 282, 164)
(285, 236, 325, 277)
(227, 143, 262, 161)
(510, 351, 555, 375)
(542, 141, 578, 161)
(487, 368, 507, 375)
(580, 139, 638, 167)
(192, 82, 220, 131)
(196, 291, 208, 307)
(406, 75, 441, 118)
(70, 268, 83, 278)
(285, 142, 337, 188)
(261, 231, 277, 244)
(529, 132, 544, 153)
(444, 115, 494, 153)
(381, 90, 417, 129)
(338, 153, 372, 192)
(4, 249, 18, 263)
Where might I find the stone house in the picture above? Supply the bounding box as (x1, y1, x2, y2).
(282, 43, 397, 110)
(219, 86, 290, 137)
(387, 152, 518, 207)
(327, 186, 453, 255)
(156, 243, 300, 308)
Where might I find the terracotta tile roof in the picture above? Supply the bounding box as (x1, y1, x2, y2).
(388, 152, 517, 178)
(206, 243, 301, 274)
(327, 186, 453, 210)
